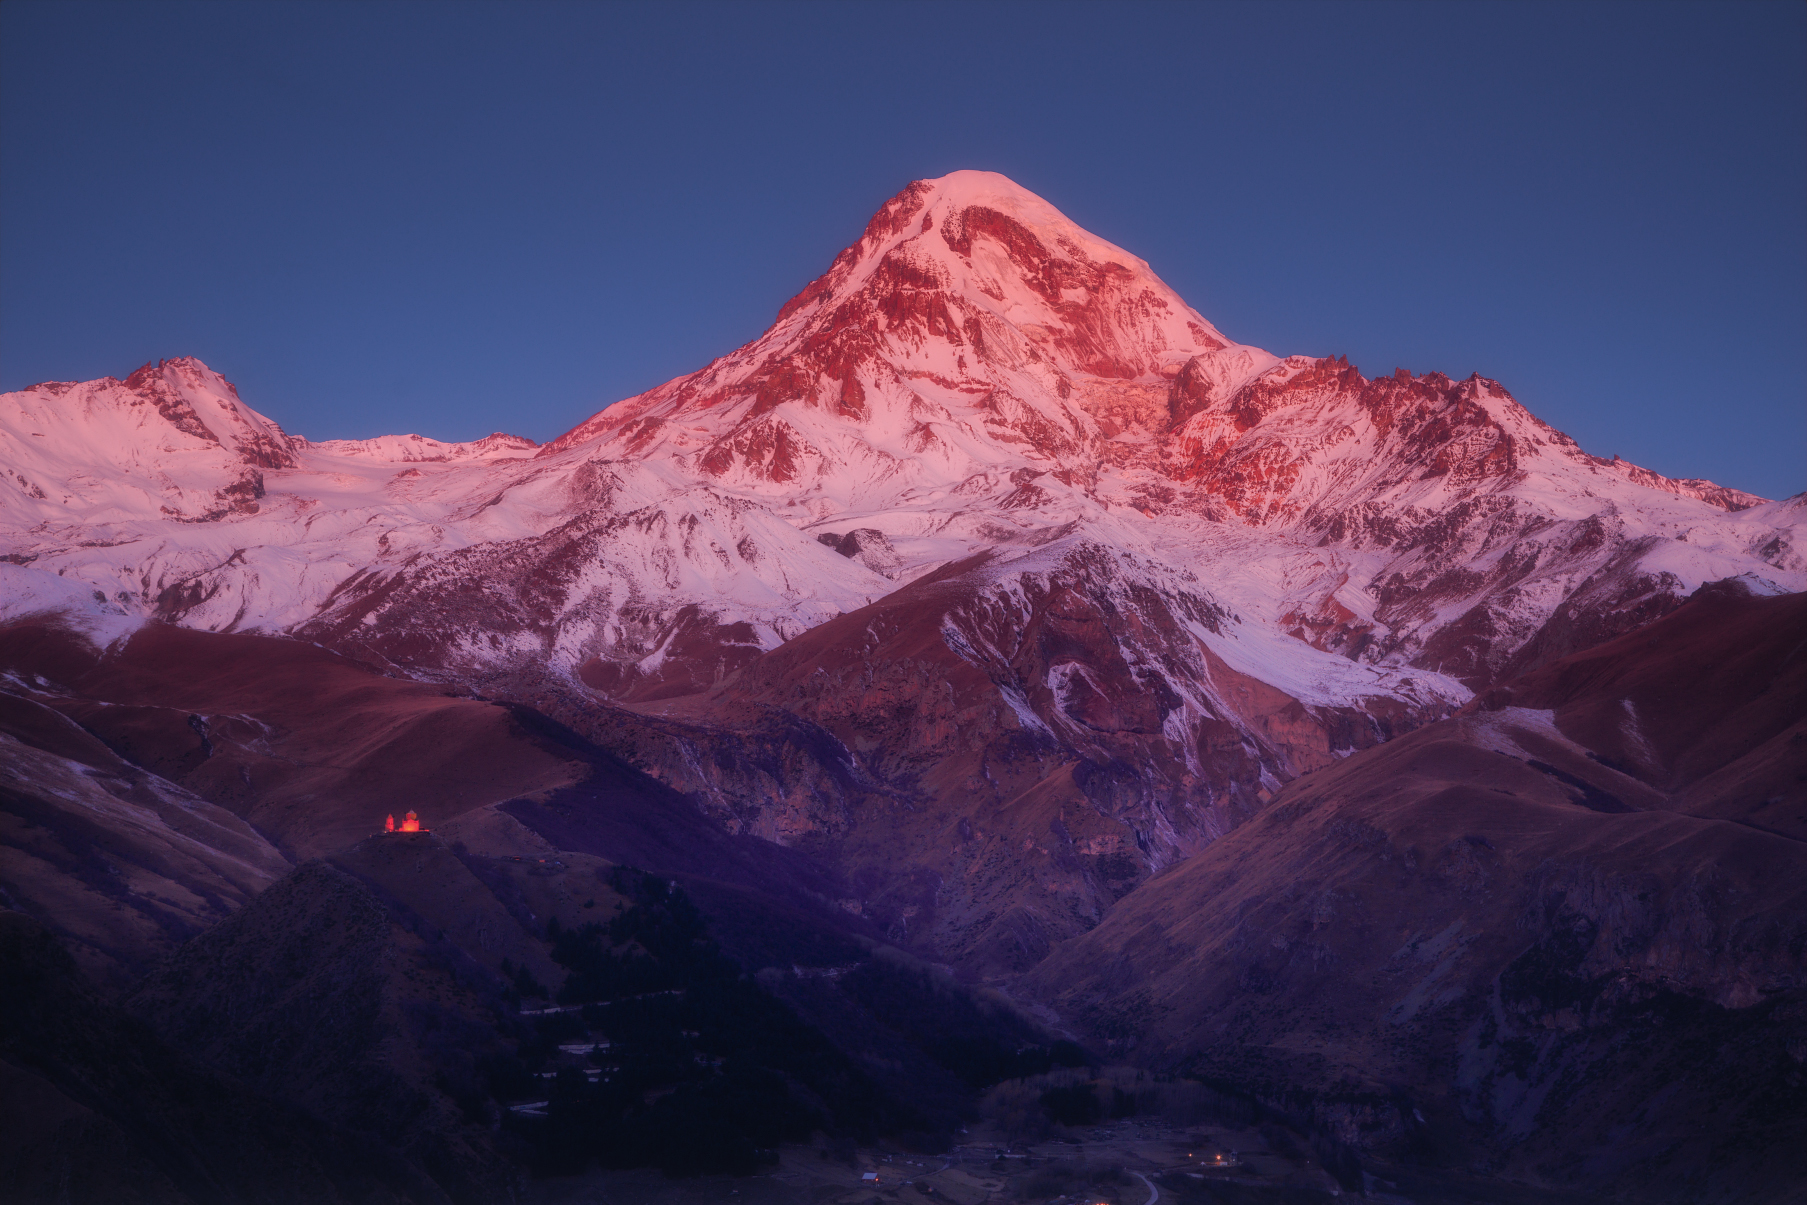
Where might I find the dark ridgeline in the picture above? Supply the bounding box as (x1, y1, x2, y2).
(0, 609, 1092, 1195)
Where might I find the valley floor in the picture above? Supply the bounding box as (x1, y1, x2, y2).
(520, 1120, 1607, 1205)
(523, 1122, 1287, 1205)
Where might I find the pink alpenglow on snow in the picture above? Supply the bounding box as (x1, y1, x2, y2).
(0, 172, 1798, 711)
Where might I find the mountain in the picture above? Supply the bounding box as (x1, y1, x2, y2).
(2, 171, 1803, 1200)
(5, 175, 1792, 687)
(5, 171, 1797, 967)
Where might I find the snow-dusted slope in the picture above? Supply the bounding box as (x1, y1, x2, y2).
(299, 431, 539, 462)
(543, 171, 1275, 513)
(0, 369, 894, 663)
(3, 171, 1798, 705)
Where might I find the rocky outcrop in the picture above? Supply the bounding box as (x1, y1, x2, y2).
(814, 527, 903, 577)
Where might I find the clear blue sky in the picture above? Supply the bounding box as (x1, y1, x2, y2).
(3, 0, 1802, 498)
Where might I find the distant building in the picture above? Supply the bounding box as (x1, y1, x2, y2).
(384, 811, 427, 833)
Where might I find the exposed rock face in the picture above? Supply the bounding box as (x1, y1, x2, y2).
(1020, 584, 1807, 1201)
(693, 544, 1428, 970)
(816, 527, 903, 577)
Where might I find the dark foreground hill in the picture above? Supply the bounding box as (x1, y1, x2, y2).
(0, 911, 447, 1205)
(0, 614, 1080, 1199)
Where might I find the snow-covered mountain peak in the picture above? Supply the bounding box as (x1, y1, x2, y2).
(539, 171, 1273, 508)
(1, 356, 298, 526)
(116, 356, 298, 470)
(777, 170, 1205, 336)
(780, 170, 1253, 382)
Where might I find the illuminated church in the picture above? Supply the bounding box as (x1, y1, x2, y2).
(384, 811, 427, 833)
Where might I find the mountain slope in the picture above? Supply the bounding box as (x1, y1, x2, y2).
(0, 911, 445, 1205)
(0, 358, 295, 527)
(1020, 582, 1807, 1202)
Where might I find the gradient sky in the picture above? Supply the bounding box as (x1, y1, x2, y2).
(2, 0, 1802, 498)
